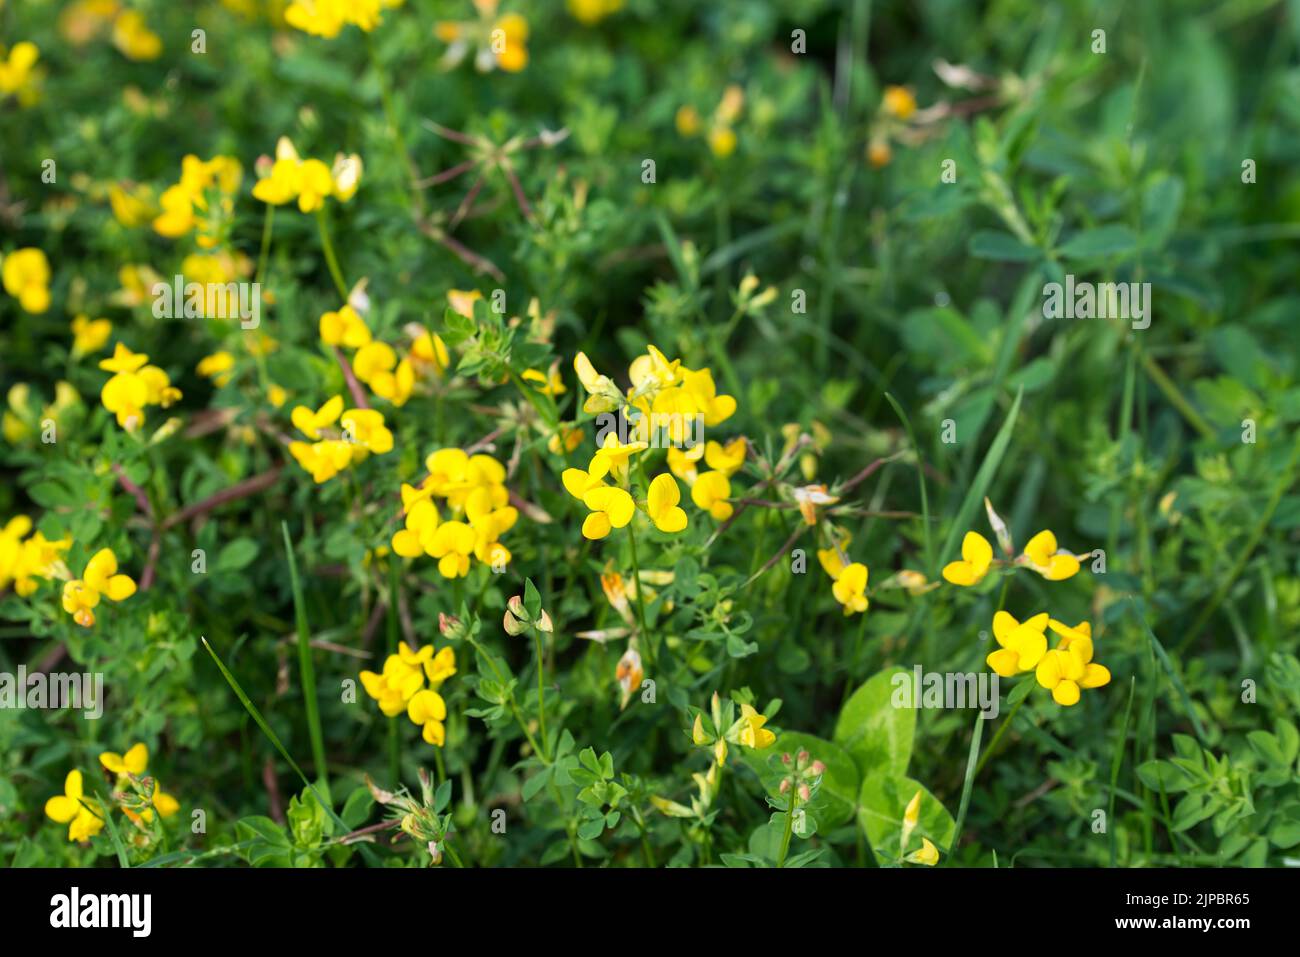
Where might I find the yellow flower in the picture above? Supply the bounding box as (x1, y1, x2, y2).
(331, 152, 363, 201)
(909, 836, 940, 866)
(942, 531, 993, 586)
(679, 368, 736, 426)
(361, 652, 425, 716)
(295, 158, 335, 212)
(882, 85, 917, 120)
(341, 407, 394, 456)
(708, 127, 737, 158)
(1021, 529, 1081, 581)
(831, 562, 869, 616)
(737, 704, 775, 749)
(319, 304, 371, 348)
(196, 351, 235, 387)
(521, 365, 565, 396)
(675, 105, 701, 137)
(2, 247, 51, 313)
(428, 521, 476, 578)
(567, 0, 622, 24)
(112, 9, 162, 60)
(100, 742, 179, 821)
(0, 41, 41, 105)
(704, 438, 746, 477)
(289, 439, 354, 483)
(61, 547, 135, 627)
(1035, 620, 1111, 706)
(580, 486, 635, 540)
(392, 487, 440, 557)
(70, 316, 112, 357)
(291, 395, 344, 439)
(45, 770, 104, 842)
(268, 384, 289, 408)
(646, 473, 688, 532)
(411, 331, 451, 376)
(690, 470, 732, 521)
(408, 689, 448, 746)
(108, 183, 156, 227)
(493, 13, 528, 71)
(868, 140, 891, 168)
(423, 646, 457, 688)
(985, 610, 1048, 677)
(591, 435, 647, 485)
(573, 351, 621, 413)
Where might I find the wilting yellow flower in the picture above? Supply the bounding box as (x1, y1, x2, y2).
(1036, 620, 1111, 706)
(646, 473, 688, 533)
(0, 41, 42, 106)
(45, 770, 105, 842)
(319, 304, 371, 348)
(70, 316, 112, 357)
(985, 610, 1048, 677)
(942, 531, 993, 586)
(615, 647, 643, 708)
(1021, 529, 1081, 581)
(196, 351, 235, 387)
(737, 704, 775, 749)
(112, 9, 161, 60)
(881, 85, 917, 120)
(62, 548, 136, 628)
(2, 247, 51, 313)
(831, 562, 869, 616)
(690, 470, 732, 521)
(100, 743, 180, 821)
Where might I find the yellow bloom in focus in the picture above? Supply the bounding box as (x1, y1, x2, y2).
(737, 704, 775, 749)
(1021, 529, 1081, 581)
(341, 407, 394, 456)
(61, 548, 135, 628)
(882, 85, 917, 120)
(942, 531, 993, 586)
(646, 473, 688, 533)
(112, 9, 161, 60)
(690, 470, 732, 521)
(71, 316, 112, 357)
(360, 653, 425, 717)
(392, 486, 440, 558)
(196, 351, 235, 387)
(831, 562, 869, 616)
(573, 351, 620, 413)
(428, 521, 475, 578)
(591, 435, 647, 485)
(580, 486, 635, 541)
(1034, 619, 1111, 706)
(408, 689, 448, 746)
(985, 610, 1048, 677)
(45, 770, 104, 842)
(2, 247, 51, 313)
(319, 304, 371, 348)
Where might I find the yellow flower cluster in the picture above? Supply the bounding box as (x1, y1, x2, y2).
(253, 137, 362, 214)
(985, 612, 1112, 706)
(942, 501, 1085, 587)
(318, 304, 449, 406)
(153, 154, 243, 250)
(360, 642, 456, 745)
(817, 536, 869, 616)
(391, 449, 517, 577)
(0, 41, 41, 106)
(285, 0, 405, 38)
(0, 516, 70, 597)
(98, 343, 182, 430)
(62, 547, 136, 628)
(2, 247, 51, 313)
(45, 743, 179, 843)
(691, 693, 776, 768)
(71, 315, 112, 357)
(676, 84, 744, 158)
(288, 396, 393, 483)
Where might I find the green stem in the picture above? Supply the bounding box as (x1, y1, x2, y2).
(626, 519, 654, 668)
(315, 209, 349, 300)
(974, 693, 1025, 778)
(282, 522, 328, 791)
(255, 203, 275, 286)
(777, 788, 800, 868)
(533, 631, 550, 761)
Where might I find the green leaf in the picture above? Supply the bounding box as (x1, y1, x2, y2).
(215, 538, 259, 572)
(833, 668, 916, 779)
(1057, 225, 1138, 259)
(968, 230, 1040, 262)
